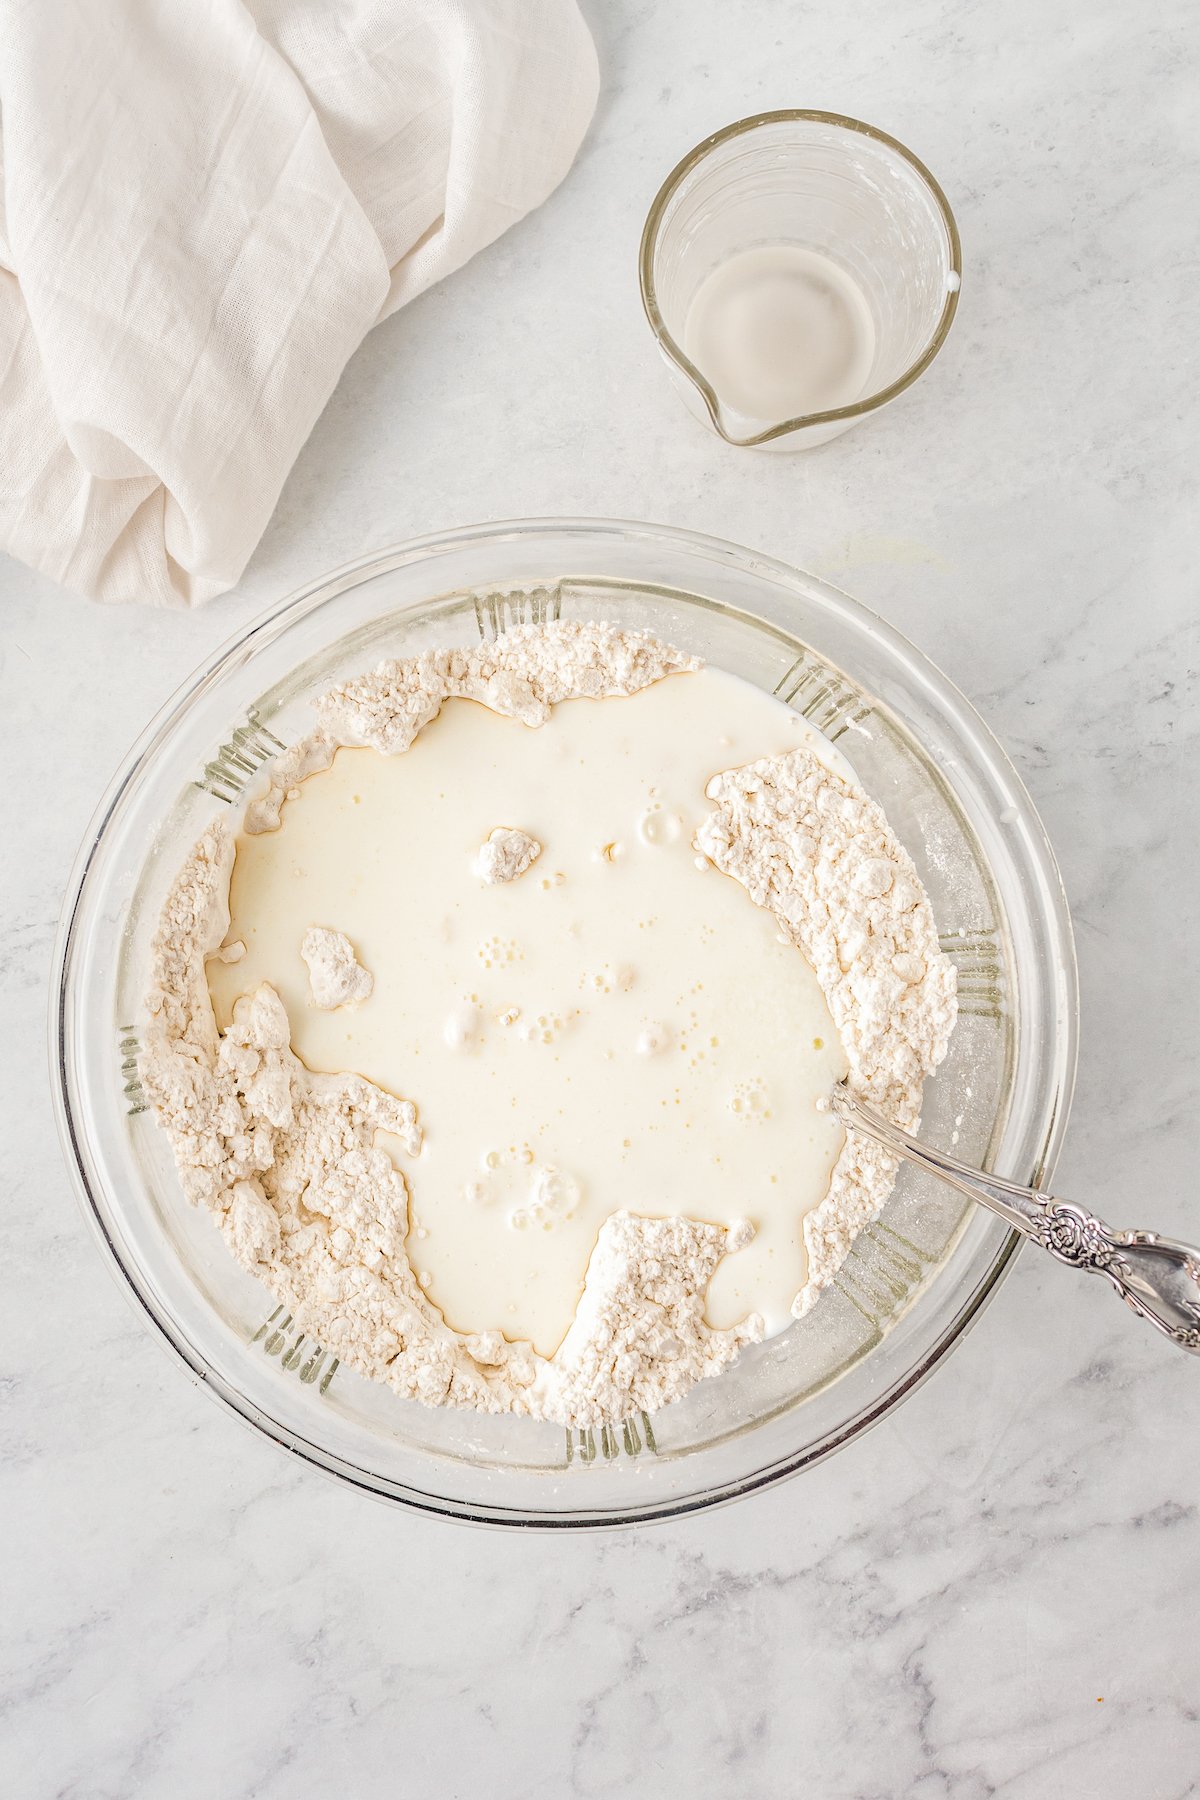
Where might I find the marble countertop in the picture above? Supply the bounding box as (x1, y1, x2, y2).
(4, 1, 1198, 1794)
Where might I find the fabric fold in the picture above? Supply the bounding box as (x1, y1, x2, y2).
(0, 0, 598, 605)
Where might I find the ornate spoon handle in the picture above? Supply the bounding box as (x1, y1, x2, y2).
(833, 1085, 1200, 1354)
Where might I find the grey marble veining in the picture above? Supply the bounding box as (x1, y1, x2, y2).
(3, 1, 1199, 1794)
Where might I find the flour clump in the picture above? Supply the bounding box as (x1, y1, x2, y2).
(478, 827, 541, 885)
(301, 926, 374, 1009)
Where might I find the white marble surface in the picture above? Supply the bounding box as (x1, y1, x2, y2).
(4, 1, 1199, 1794)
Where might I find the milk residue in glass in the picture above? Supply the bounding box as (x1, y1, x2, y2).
(683, 245, 876, 422)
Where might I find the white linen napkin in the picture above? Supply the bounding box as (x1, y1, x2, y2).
(0, 0, 598, 606)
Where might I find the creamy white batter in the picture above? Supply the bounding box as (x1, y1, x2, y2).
(208, 669, 849, 1358)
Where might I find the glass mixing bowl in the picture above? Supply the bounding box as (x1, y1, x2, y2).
(51, 520, 1077, 1528)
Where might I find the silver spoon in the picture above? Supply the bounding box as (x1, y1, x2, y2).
(833, 1083, 1200, 1354)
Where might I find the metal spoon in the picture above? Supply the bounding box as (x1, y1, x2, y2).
(833, 1083, 1200, 1354)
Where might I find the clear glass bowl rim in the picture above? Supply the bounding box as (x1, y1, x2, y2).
(638, 109, 964, 447)
(50, 516, 1077, 1529)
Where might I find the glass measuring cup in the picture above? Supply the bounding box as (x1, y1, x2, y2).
(639, 111, 962, 450)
